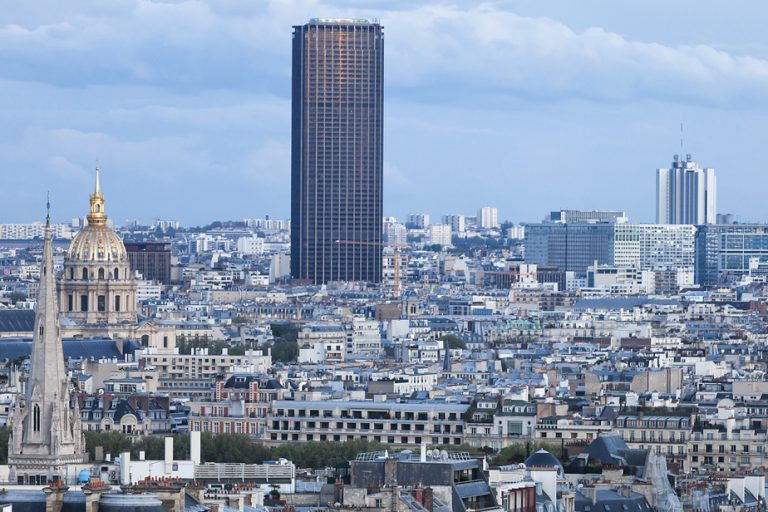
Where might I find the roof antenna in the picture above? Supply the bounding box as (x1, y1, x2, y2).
(680, 123, 684, 153)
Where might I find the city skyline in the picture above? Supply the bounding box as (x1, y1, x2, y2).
(3, 1, 768, 225)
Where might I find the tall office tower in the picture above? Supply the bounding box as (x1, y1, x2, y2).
(477, 207, 499, 229)
(656, 154, 717, 225)
(125, 242, 172, 284)
(291, 19, 384, 284)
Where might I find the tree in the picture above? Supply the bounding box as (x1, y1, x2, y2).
(84, 431, 134, 461)
(440, 335, 467, 350)
(270, 323, 299, 343)
(8, 292, 26, 304)
(492, 441, 564, 466)
(0, 425, 9, 464)
(271, 341, 299, 363)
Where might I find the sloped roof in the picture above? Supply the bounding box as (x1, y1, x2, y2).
(0, 309, 35, 332)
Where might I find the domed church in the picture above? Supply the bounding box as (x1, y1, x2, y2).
(58, 167, 137, 326)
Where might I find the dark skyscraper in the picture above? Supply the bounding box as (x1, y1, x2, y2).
(291, 18, 384, 284)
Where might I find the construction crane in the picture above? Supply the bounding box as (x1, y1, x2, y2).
(334, 239, 409, 297)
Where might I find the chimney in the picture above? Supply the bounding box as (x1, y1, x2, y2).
(164, 437, 174, 473)
(190, 430, 201, 464)
(423, 487, 434, 512)
(120, 452, 131, 485)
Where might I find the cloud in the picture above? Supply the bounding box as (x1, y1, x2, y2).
(242, 139, 290, 184)
(1, 1, 768, 106)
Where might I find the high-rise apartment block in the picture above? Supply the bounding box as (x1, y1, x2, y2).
(443, 214, 466, 233)
(406, 214, 430, 229)
(427, 224, 452, 248)
(656, 154, 717, 225)
(477, 207, 499, 229)
(291, 19, 384, 284)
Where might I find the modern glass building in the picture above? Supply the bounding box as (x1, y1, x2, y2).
(291, 19, 384, 284)
(695, 224, 768, 285)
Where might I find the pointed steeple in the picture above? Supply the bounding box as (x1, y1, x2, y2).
(87, 163, 107, 227)
(8, 198, 87, 478)
(94, 161, 101, 195)
(24, 199, 68, 442)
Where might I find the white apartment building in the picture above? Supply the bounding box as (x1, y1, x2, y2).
(137, 347, 272, 379)
(0, 222, 74, 239)
(427, 224, 452, 248)
(236, 235, 265, 255)
(269, 253, 291, 283)
(406, 213, 430, 229)
(443, 214, 466, 233)
(477, 207, 499, 229)
(384, 217, 407, 246)
(346, 317, 382, 356)
(611, 224, 696, 271)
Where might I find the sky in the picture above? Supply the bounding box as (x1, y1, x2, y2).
(2, 0, 768, 226)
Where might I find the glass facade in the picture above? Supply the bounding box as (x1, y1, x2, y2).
(291, 19, 384, 284)
(696, 225, 768, 285)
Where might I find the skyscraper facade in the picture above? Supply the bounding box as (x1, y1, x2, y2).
(291, 18, 384, 284)
(656, 154, 717, 225)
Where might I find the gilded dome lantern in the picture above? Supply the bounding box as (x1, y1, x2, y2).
(58, 166, 137, 326)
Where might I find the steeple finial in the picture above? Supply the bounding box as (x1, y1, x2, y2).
(46, 191, 50, 228)
(87, 163, 107, 226)
(95, 160, 101, 195)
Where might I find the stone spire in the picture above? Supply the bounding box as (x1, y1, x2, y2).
(8, 199, 87, 484)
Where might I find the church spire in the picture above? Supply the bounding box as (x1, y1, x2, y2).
(87, 163, 107, 227)
(8, 198, 87, 482)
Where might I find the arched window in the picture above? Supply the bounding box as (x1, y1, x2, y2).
(33, 404, 41, 432)
(114, 268, 119, 280)
(95, 204, 100, 212)
(39, 326, 43, 336)
(82, 268, 88, 280)
(69, 267, 74, 279)
(98, 268, 105, 280)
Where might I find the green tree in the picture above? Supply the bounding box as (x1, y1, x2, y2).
(84, 431, 134, 461)
(440, 334, 467, 350)
(270, 323, 299, 343)
(271, 341, 299, 363)
(0, 425, 9, 464)
(492, 440, 564, 466)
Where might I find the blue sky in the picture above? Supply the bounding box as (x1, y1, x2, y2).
(2, 1, 768, 226)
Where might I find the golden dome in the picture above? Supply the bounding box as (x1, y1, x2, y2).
(65, 165, 129, 263)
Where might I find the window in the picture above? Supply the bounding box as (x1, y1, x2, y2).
(114, 268, 119, 280)
(68, 294, 73, 312)
(98, 268, 105, 280)
(33, 404, 41, 431)
(115, 295, 121, 312)
(82, 268, 88, 280)
(81, 295, 88, 312)
(98, 295, 106, 312)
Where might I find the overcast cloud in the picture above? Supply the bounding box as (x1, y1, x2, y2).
(1, 0, 768, 225)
